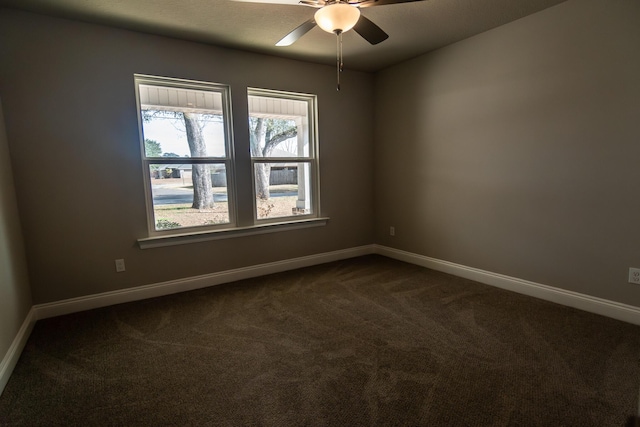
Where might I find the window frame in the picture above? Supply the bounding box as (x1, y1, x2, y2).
(133, 76, 327, 248)
(247, 87, 321, 225)
(134, 74, 237, 237)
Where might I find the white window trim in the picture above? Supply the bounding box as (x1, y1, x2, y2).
(137, 217, 329, 249)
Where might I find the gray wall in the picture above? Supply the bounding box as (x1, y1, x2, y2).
(0, 9, 375, 304)
(0, 97, 32, 360)
(2, 0, 639, 311)
(374, 0, 640, 307)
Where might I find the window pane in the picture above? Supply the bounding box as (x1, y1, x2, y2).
(248, 95, 309, 158)
(255, 162, 312, 220)
(139, 84, 227, 158)
(149, 163, 230, 230)
(141, 110, 226, 158)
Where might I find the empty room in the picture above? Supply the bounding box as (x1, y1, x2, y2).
(1, 0, 639, 425)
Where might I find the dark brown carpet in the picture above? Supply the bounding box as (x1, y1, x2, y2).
(1, 255, 639, 426)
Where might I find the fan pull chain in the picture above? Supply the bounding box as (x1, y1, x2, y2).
(336, 30, 343, 91)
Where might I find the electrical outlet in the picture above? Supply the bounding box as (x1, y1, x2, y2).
(630, 268, 640, 284)
(115, 259, 126, 273)
(389, 226, 395, 236)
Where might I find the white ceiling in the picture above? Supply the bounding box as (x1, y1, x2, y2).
(0, 0, 568, 72)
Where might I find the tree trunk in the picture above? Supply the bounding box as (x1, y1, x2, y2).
(250, 118, 270, 199)
(183, 112, 214, 209)
(255, 163, 271, 199)
(249, 117, 298, 201)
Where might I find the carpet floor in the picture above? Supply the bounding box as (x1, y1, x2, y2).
(1, 255, 639, 426)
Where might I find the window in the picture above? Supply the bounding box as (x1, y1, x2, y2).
(248, 89, 319, 222)
(135, 76, 323, 245)
(135, 75, 235, 235)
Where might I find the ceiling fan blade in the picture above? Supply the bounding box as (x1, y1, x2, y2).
(353, 15, 388, 45)
(276, 19, 317, 46)
(299, 0, 325, 6)
(232, 0, 301, 4)
(355, 0, 424, 7)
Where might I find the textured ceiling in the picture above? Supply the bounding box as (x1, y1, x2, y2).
(0, 0, 568, 72)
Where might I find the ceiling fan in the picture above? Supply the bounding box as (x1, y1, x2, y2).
(273, 0, 424, 47)
(236, 0, 425, 89)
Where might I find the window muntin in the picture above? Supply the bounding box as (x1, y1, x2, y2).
(248, 89, 318, 222)
(135, 75, 235, 235)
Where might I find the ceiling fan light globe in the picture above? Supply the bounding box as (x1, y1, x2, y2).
(314, 4, 361, 34)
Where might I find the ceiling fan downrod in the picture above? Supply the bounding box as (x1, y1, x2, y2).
(336, 30, 343, 91)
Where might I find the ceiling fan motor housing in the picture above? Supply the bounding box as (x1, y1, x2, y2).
(314, 3, 361, 34)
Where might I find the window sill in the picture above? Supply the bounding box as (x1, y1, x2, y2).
(137, 217, 329, 249)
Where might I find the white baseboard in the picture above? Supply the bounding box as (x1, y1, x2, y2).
(0, 307, 36, 396)
(34, 245, 376, 320)
(374, 245, 640, 326)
